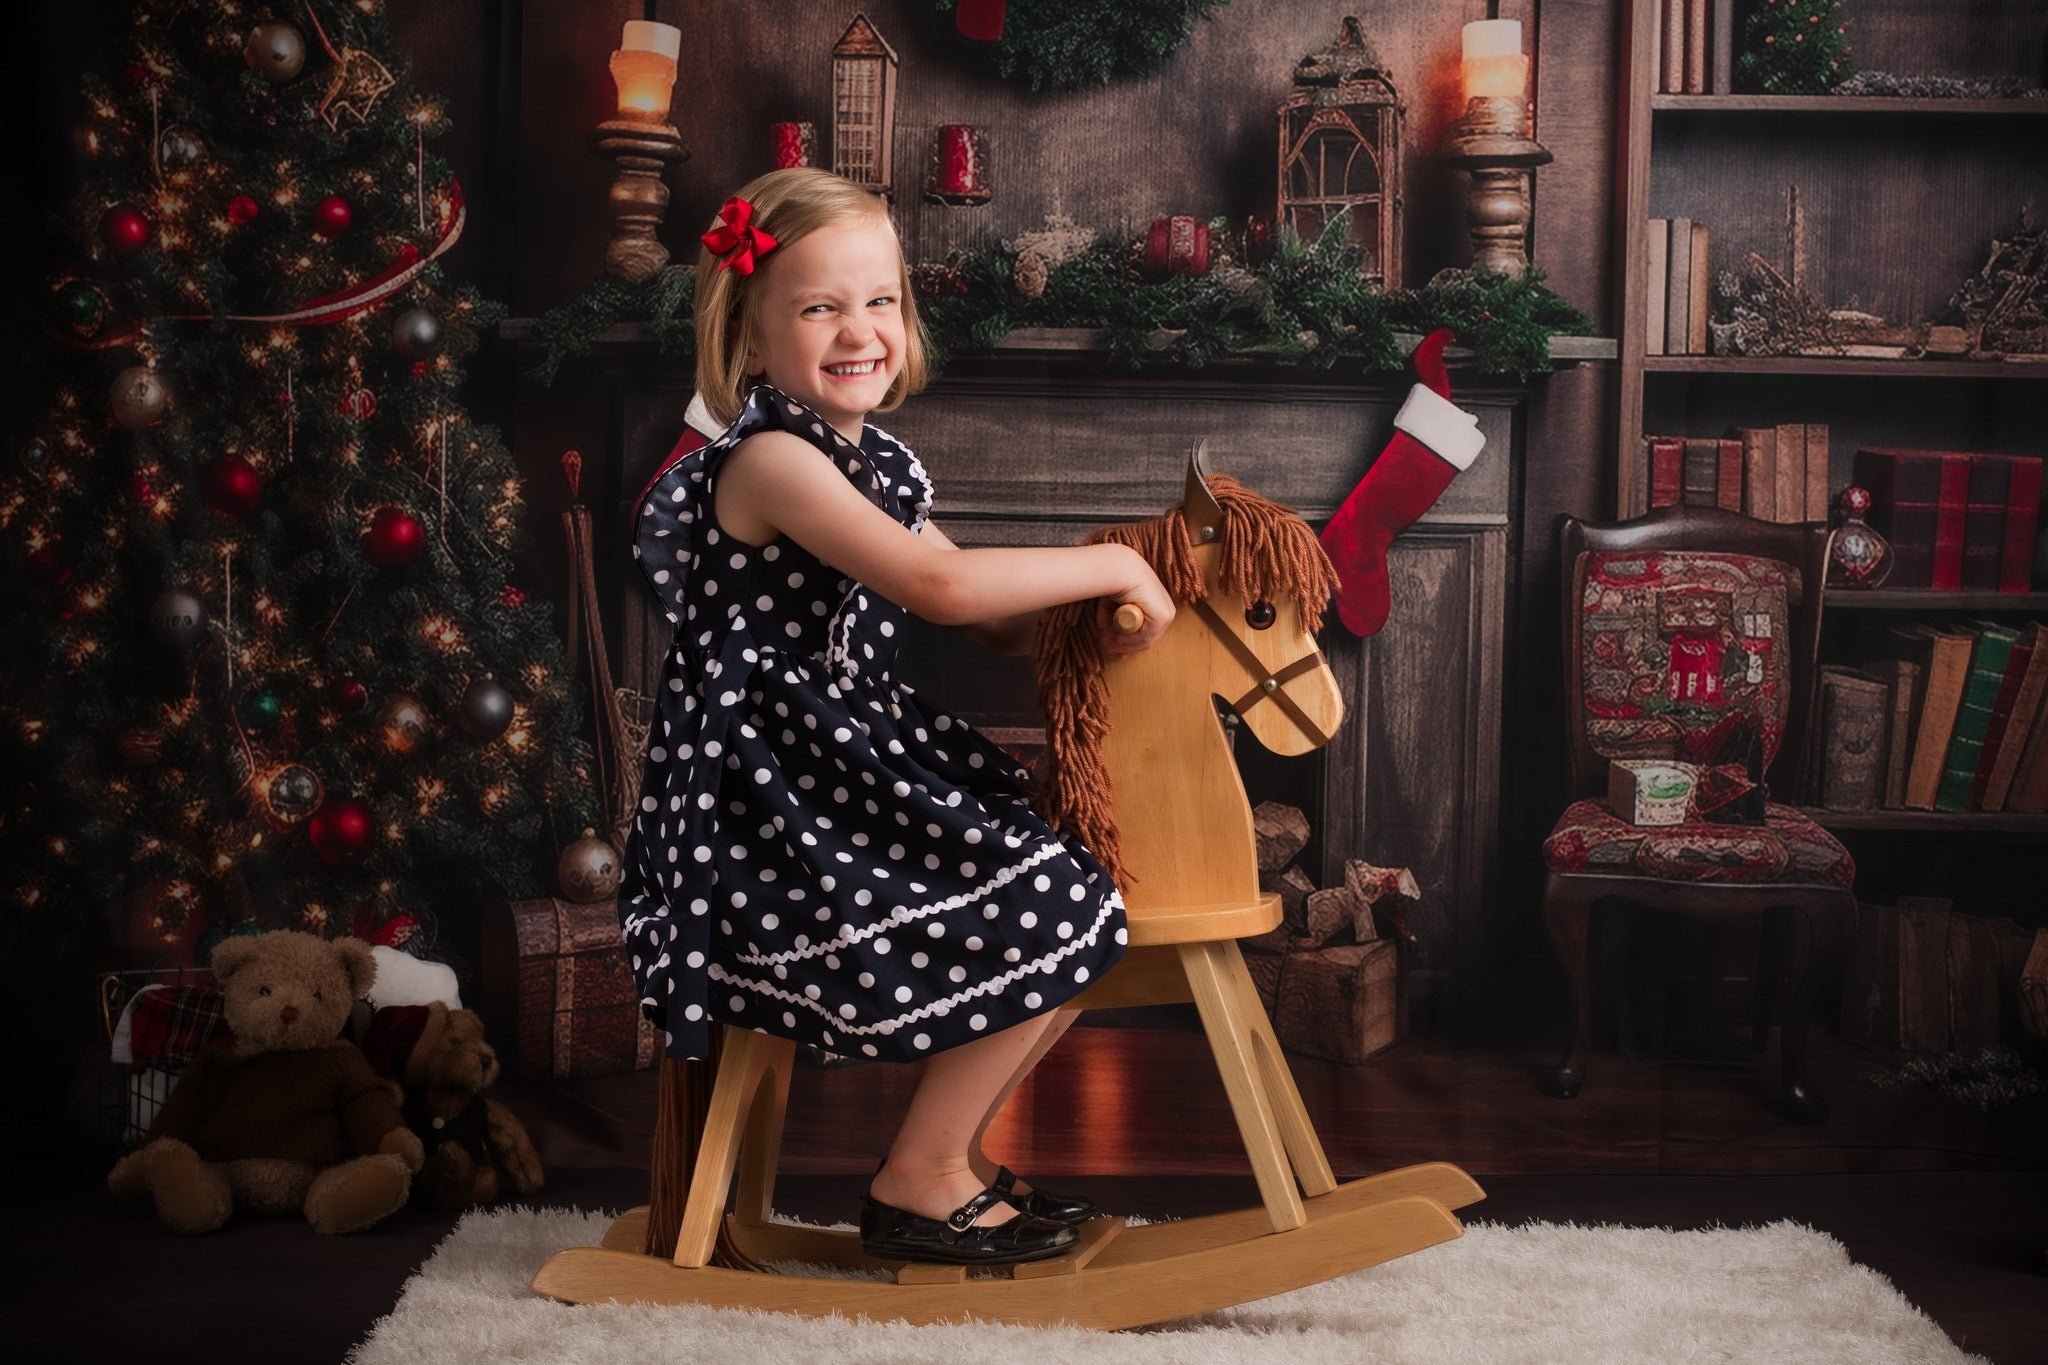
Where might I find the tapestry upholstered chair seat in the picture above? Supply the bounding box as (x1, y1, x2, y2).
(1540, 506, 1857, 1124)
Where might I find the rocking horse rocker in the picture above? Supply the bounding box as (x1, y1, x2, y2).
(532, 350, 1484, 1328)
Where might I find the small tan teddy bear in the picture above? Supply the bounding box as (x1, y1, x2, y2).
(107, 931, 425, 1235)
(356, 1000, 544, 1211)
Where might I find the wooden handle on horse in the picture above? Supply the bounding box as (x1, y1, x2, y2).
(1113, 603, 1145, 635)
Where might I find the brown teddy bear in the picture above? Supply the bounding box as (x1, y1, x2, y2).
(356, 1000, 543, 1210)
(107, 931, 425, 1235)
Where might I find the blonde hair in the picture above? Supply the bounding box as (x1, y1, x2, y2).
(694, 167, 930, 427)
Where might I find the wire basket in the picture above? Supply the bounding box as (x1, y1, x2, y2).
(96, 966, 222, 1150)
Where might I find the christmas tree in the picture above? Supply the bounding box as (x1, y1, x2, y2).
(4, 0, 596, 970)
(1737, 0, 1853, 95)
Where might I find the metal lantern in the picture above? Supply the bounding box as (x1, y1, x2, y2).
(1276, 17, 1403, 289)
(831, 13, 898, 198)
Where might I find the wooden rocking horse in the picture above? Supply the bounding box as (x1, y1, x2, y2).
(529, 447, 1483, 1329)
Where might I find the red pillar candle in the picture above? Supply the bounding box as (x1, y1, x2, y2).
(770, 120, 815, 170)
(924, 125, 990, 205)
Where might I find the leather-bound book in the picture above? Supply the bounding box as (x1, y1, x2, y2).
(1934, 624, 2014, 812)
(2010, 687, 2048, 814)
(2000, 456, 2042, 592)
(1855, 449, 1969, 589)
(1890, 623, 1976, 809)
(1983, 623, 2048, 811)
(1774, 423, 1806, 524)
(1802, 424, 1830, 524)
(1682, 437, 1719, 507)
(1869, 657, 1922, 809)
(1736, 427, 1777, 520)
(1648, 435, 1683, 508)
(1715, 435, 1743, 511)
(1818, 667, 1888, 811)
(1961, 456, 2012, 591)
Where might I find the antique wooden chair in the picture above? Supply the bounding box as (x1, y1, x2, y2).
(1540, 505, 1857, 1122)
(529, 456, 1483, 1327)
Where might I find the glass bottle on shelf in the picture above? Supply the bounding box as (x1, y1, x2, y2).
(1827, 485, 1893, 590)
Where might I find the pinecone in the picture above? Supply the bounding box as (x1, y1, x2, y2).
(910, 261, 964, 299)
(1013, 249, 1048, 299)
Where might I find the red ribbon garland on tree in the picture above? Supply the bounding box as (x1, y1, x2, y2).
(54, 180, 469, 350)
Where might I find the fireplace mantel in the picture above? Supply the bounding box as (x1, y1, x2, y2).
(516, 325, 1599, 994)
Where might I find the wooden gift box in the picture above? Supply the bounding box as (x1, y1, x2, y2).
(1243, 935, 1406, 1065)
(480, 898, 660, 1081)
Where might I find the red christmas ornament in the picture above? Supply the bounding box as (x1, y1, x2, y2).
(362, 505, 426, 568)
(312, 195, 353, 238)
(410, 361, 430, 377)
(126, 471, 155, 506)
(28, 547, 71, 588)
(203, 454, 262, 519)
(227, 195, 260, 226)
(336, 387, 378, 420)
(100, 204, 152, 256)
(328, 672, 370, 713)
(498, 585, 526, 608)
(307, 796, 375, 865)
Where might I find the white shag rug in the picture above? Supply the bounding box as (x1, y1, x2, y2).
(349, 1206, 1983, 1364)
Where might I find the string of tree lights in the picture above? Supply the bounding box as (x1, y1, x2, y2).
(5, 0, 596, 967)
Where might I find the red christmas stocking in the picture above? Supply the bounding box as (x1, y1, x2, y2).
(1319, 329, 1487, 638)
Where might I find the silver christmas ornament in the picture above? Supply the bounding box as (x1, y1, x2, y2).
(390, 307, 444, 361)
(21, 437, 50, 470)
(157, 124, 205, 169)
(147, 589, 207, 650)
(110, 366, 169, 428)
(456, 674, 514, 741)
(244, 22, 307, 83)
(264, 765, 324, 824)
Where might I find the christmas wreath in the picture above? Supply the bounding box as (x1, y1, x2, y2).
(933, 0, 1232, 92)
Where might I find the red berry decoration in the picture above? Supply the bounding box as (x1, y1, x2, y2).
(328, 672, 369, 713)
(203, 454, 262, 519)
(312, 195, 352, 238)
(100, 204, 152, 256)
(362, 505, 426, 568)
(227, 195, 259, 226)
(307, 796, 375, 865)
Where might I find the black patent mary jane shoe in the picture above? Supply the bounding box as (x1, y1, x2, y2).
(990, 1165, 1097, 1224)
(859, 1185, 1078, 1266)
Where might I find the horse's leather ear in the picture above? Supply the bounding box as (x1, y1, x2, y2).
(1183, 440, 1225, 544)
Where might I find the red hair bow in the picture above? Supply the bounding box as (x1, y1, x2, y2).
(701, 196, 779, 275)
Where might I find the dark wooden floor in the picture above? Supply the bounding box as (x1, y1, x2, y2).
(9, 1021, 2044, 1364)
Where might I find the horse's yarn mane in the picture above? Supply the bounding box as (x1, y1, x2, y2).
(1031, 474, 1339, 888)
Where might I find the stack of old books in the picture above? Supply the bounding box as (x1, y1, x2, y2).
(1852, 448, 2043, 592)
(1816, 620, 2048, 814)
(1644, 424, 1833, 521)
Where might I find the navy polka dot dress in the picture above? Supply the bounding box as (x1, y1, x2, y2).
(619, 385, 1128, 1063)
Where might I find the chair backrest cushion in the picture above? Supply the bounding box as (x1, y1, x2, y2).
(1577, 550, 1797, 768)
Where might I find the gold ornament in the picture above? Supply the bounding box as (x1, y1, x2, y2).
(379, 694, 431, 753)
(318, 49, 396, 131)
(1013, 248, 1048, 299)
(557, 828, 622, 903)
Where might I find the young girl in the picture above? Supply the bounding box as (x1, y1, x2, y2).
(618, 166, 1175, 1266)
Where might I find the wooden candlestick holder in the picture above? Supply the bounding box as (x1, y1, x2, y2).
(592, 119, 689, 282)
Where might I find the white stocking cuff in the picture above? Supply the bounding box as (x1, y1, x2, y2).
(1393, 384, 1486, 471)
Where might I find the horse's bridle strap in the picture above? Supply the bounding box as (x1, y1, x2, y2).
(1190, 598, 1332, 747)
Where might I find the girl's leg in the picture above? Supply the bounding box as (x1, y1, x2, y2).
(966, 1008, 1078, 1193)
(869, 1009, 1061, 1226)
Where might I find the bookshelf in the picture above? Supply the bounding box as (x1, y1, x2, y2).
(1612, 1, 2048, 844)
(1612, 0, 2048, 519)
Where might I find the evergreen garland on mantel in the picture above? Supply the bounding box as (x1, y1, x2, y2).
(932, 0, 1233, 92)
(527, 216, 1594, 385)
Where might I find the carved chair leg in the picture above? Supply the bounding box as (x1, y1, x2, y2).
(1778, 896, 1852, 1125)
(1754, 907, 1791, 1052)
(1541, 876, 1598, 1099)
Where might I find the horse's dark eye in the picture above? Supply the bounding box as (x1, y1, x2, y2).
(1245, 601, 1276, 629)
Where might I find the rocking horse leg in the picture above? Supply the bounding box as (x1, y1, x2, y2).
(1216, 940, 1337, 1198)
(674, 1029, 794, 1267)
(734, 1039, 794, 1226)
(1181, 940, 1308, 1232)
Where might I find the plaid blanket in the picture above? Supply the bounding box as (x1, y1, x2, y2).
(114, 984, 232, 1071)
